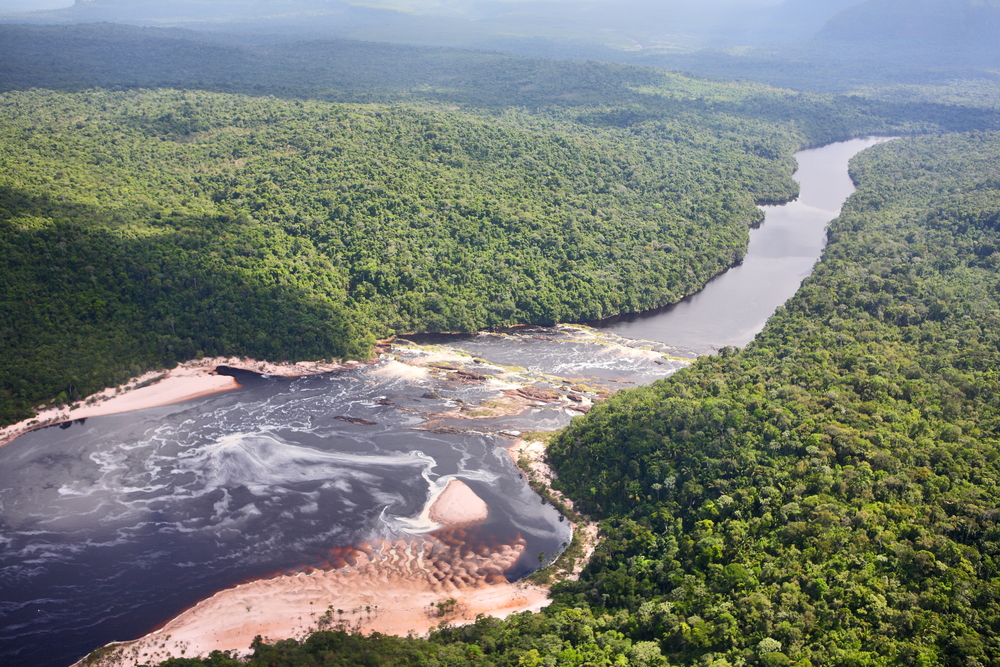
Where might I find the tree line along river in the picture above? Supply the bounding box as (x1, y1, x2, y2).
(0, 137, 888, 667)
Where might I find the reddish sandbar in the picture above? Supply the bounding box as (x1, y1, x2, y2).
(74, 535, 548, 666)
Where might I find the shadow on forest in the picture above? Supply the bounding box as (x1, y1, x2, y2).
(0, 185, 368, 425)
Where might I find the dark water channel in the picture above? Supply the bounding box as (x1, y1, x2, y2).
(590, 137, 891, 352)
(0, 138, 888, 667)
(0, 328, 683, 667)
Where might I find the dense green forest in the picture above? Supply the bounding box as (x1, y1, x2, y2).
(5, 40, 989, 428)
(0, 85, 797, 425)
(6, 1, 1000, 105)
(137, 130, 1000, 664)
(2, 23, 999, 126)
(3, 26, 999, 427)
(5, 19, 1000, 667)
(544, 132, 1000, 665)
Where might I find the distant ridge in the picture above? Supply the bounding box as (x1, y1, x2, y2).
(1, 0, 351, 23)
(815, 0, 1000, 62)
(725, 0, 862, 44)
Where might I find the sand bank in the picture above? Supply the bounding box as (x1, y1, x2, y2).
(429, 479, 489, 525)
(76, 532, 548, 667)
(46, 341, 605, 667)
(0, 362, 235, 449)
(68, 428, 549, 667)
(507, 436, 600, 582)
(0, 355, 368, 449)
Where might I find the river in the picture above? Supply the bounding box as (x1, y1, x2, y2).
(0, 137, 886, 667)
(589, 137, 891, 352)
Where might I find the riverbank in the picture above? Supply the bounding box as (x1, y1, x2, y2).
(77, 481, 548, 667)
(589, 137, 894, 351)
(13, 327, 679, 667)
(77, 443, 602, 667)
(507, 435, 600, 583)
(79, 544, 549, 667)
(0, 355, 370, 449)
(1, 325, 680, 451)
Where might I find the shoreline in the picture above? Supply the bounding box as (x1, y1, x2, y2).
(77, 541, 550, 667)
(0, 355, 372, 450)
(76, 479, 549, 667)
(27, 334, 628, 666)
(506, 435, 600, 583)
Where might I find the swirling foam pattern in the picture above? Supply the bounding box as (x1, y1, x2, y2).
(0, 379, 563, 666)
(1, 329, 679, 667)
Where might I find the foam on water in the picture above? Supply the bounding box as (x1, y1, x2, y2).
(0, 330, 681, 667)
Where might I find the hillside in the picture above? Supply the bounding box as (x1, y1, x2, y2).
(0, 85, 804, 426)
(7, 20, 1000, 112)
(3, 17, 1000, 665)
(6, 24, 994, 427)
(816, 0, 1000, 63)
(545, 131, 1000, 665)
(2, 0, 344, 22)
(9, 0, 1000, 105)
(725, 0, 862, 44)
(633, 0, 1000, 103)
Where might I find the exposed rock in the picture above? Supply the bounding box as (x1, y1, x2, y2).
(454, 370, 487, 382)
(428, 362, 461, 371)
(504, 386, 562, 403)
(334, 416, 377, 426)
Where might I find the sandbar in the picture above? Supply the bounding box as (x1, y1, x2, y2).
(0, 363, 235, 448)
(429, 479, 489, 525)
(30, 347, 593, 667)
(76, 533, 548, 667)
(0, 356, 364, 449)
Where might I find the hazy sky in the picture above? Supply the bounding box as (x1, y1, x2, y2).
(0, 0, 786, 14)
(0, 0, 72, 10)
(348, 0, 785, 16)
(0, 0, 852, 49)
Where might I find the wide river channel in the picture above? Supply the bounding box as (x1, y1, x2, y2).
(0, 137, 887, 667)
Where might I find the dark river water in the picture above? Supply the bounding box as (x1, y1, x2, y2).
(0, 138, 887, 667)
(590, 137, 891, 352)
(0, 328, 685, 667)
